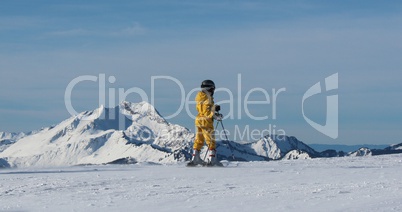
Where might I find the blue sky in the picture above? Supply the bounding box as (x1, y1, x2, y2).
(1, 0, 401, 145)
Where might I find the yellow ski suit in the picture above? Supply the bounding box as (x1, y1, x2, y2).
(193, 91, 216, 151)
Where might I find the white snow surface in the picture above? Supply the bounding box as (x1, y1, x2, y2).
(1, 154, 402, 212)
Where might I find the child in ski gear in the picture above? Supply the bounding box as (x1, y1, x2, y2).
(188, 80, 222, 166)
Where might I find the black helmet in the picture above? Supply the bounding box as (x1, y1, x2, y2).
(201, 80, 215, 89)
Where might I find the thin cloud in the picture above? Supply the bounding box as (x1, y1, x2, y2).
(49, 28, 93, 36)
(0, 16, 47, 30)
(118, 22, 146, 36)
(47, 22, 146, 37)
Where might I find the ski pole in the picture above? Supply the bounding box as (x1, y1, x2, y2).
(219, 120, 235, 160)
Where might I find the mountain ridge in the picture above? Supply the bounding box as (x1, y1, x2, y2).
(1, 101, 401, 168)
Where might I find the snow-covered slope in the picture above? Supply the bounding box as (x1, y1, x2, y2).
(0, 102, 194, 168)
(0, 132, 28, 153)
(213, 134, 317, 161)
(2, 154, 402, 211)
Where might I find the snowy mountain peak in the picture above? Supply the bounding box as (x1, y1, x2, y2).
(283, 150, 311, 160)
(2, 101, 400, 168)
(247, 135, 318, 160)
(119, 101, 167, 126)
(349, 147, 372, 156)
(0, 132, 26, 141)
(64, 101, 165, 133)
(0, 101, 194, 167)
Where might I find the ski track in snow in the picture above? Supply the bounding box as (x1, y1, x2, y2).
(1, 155, 402, 212)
